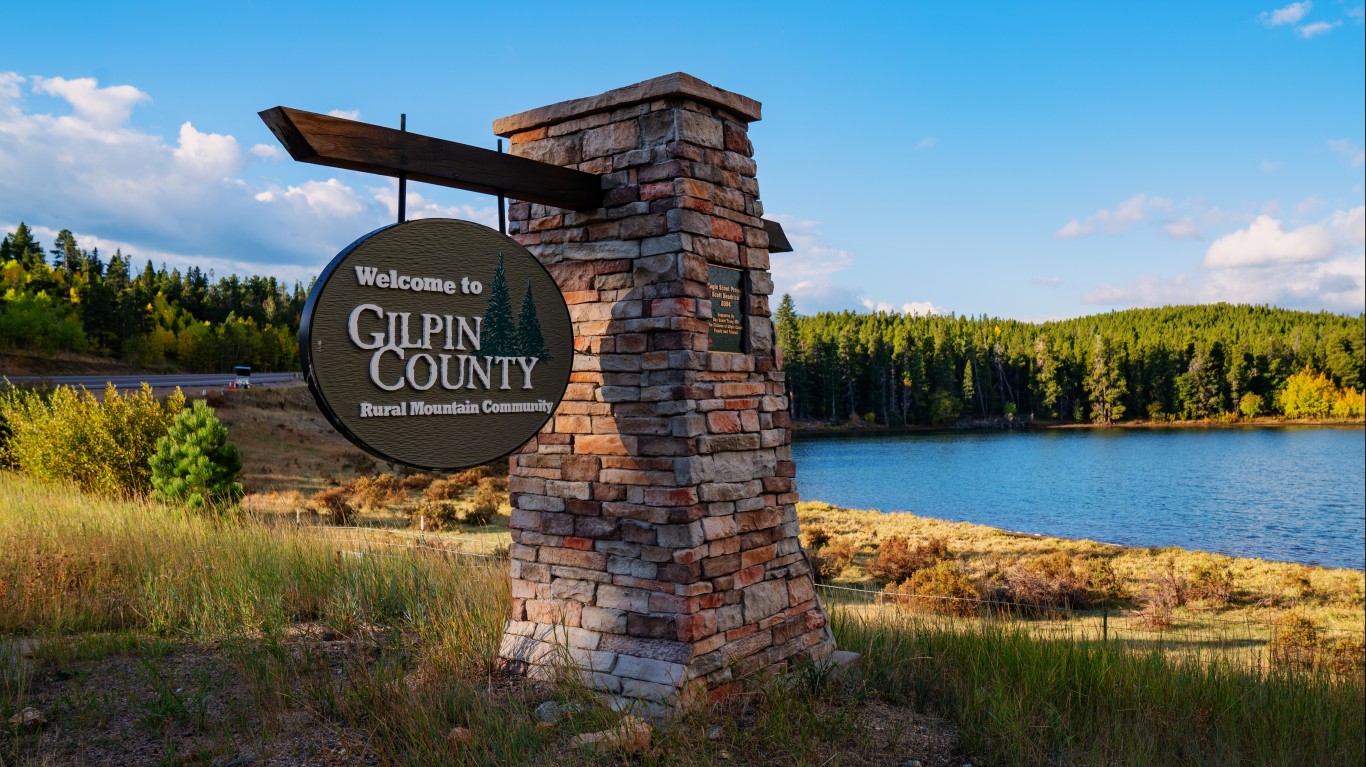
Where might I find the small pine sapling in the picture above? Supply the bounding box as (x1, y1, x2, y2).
(150, 400, 244, 512)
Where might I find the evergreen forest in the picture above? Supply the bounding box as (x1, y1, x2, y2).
(773, 295, 1365, 425)
(3, 220, 1363, 425)
(1, 223, 306, 371)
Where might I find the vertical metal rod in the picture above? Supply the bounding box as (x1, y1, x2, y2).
(497, 139, 507, 234)
(397, 113, 408, 224)
(1102, 604, 1108, 641)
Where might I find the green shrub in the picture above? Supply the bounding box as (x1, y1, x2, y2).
(866, 535, 948, 584)
(884, 560, 980, 616)
(1004, 553, 1092, 610)
(1189, 560, 1237, 606)
(464, 478, 502, 526)
(801, 524, 833, 551)
(0, 384, 185, 496)
(1270, 613, 1323, 672)
(816, 538, 860, 579)
(149, 400, 244, 512)
(348, 473, 404, 511)
(307, 486, 355, 525)
(1080, 556, 1128, 602)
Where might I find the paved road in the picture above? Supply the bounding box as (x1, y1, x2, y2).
(2, 372, 302, 390)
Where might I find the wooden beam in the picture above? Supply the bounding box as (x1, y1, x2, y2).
(260, 106, 795, 250)
(764, 218, 793, 253)
(258, 106, 606, 211)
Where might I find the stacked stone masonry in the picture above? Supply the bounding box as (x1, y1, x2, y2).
(493, 74, 834, 717)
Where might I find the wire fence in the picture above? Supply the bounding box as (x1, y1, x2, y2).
(815, 582, 1366, 674)
(273, 518, 1364, 676)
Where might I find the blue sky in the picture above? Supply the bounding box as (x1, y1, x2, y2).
(2, 1, 1362, 320)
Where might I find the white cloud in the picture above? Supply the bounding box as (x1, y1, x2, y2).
(171, 122, 243, 177)
(1084, 207, 1365, 312)
(255, 179, 367, 217)
(1297, 19, 1340, 36)
(861, 299, 946, 316)
(1348, 5, 1365, 22)
(1032, 275, 1062, 286)
(31, 76, 150, 126)
(1055, 194, 1171, 238)
(0, 73, 22, 99)
(1205, 215, 1334, 268)
(1261, 2, 1312, 26)
(1295, 196, 1326, 216)
(369, 183, 499, 227)
(1328, 139, 1365, 167)
(1332, 205, 1365, 247)
(250, 143, 284, 160)
(0, 70, 403, 277)
(767, 216, 860, 311)
(1164, 217, 1201, 240)
(914, 137, 936, 151)
(327, 109, 361, 121)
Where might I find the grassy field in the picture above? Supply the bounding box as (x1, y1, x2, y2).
(1, 474, 1363, 766)
(3, 385, 1362, 764)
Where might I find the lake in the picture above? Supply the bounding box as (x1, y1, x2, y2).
(791, 426, 1366, 570)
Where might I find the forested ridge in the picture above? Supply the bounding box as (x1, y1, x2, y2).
(4, 220, 1364, 418)
(774, 295, 1365, 425)
(1, 222, 306, 371)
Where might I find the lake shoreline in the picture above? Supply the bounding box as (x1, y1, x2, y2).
(792, 416, 1365, 437)
(802, 497, 1365, 573)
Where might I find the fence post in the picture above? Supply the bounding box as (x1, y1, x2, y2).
(1102, 604, 1108, 642)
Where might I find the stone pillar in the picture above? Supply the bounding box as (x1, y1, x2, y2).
(493, 73, 833, 716)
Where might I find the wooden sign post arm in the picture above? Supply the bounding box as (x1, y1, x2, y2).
(257, 105, 793, 251)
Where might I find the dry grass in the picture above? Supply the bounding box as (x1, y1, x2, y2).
(796, 500, 1366, 635)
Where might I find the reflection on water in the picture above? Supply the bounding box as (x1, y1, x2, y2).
(791, 426, 1366, 570)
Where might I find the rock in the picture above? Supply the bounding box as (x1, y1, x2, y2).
(569, 715, 652, 755)
(535, 700, 569, 723)
(447, 726, 476, 747)
(8, 707, 46, 729)
(706, 724, 723, 740)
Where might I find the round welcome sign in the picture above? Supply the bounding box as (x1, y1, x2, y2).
(300, 218, 573, 470)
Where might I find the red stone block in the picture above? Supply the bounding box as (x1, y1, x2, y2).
(563, 536, 595, 551)
(706, 410, 743, 434)
(676, 610, 718, 642)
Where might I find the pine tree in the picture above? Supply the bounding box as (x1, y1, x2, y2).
(481, 253, 517, 357)
(149, 400, 244, 512)
(514, 280, 551, 361)
(1085, 334, 1128, 424)
(7, 223, 44, 269)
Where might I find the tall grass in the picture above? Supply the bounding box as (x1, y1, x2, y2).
(836, 607, 1366, 766)
(3, 471, 1362, 766)
(0, 473, 507, 662)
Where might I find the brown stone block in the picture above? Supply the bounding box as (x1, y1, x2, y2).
(638, 436, 695, 457)
(733, 564, 765, 588)
(776, 461, 797, 478)
(740, 412, 761, 432)
(574, 515, 618, 538)
(583, 120, 641, 158)
(656, 561, 702, 583)
(666, 504, 707, 524)
(526, 599, 583, 627)
(761, 476, 793, 493)
(540, 547, 608, 570)
(698, 434, 761, 453)
(722, 398, 759, 410)
(563, 536, 595, 551)
(555, 415, 592, 434)
(788, 577, 816, 606)
(577, 434, 637, 455)
(593, 484, 627, 502)
(642, 486, 698, 506)
(677, 610, 718, 642)
(741, 544, 777, 569)
(702, 553, 741, 578)
(627, 613, 677, 640)
(706, 410, 743, 434)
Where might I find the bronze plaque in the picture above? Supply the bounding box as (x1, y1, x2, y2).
(707, 264, 745, 353)
(300, 218, 573, 470)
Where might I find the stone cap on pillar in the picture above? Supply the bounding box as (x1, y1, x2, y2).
(493, 72, 762, 137)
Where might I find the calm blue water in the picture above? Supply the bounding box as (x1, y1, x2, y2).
(792, 427, 1366, 570)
